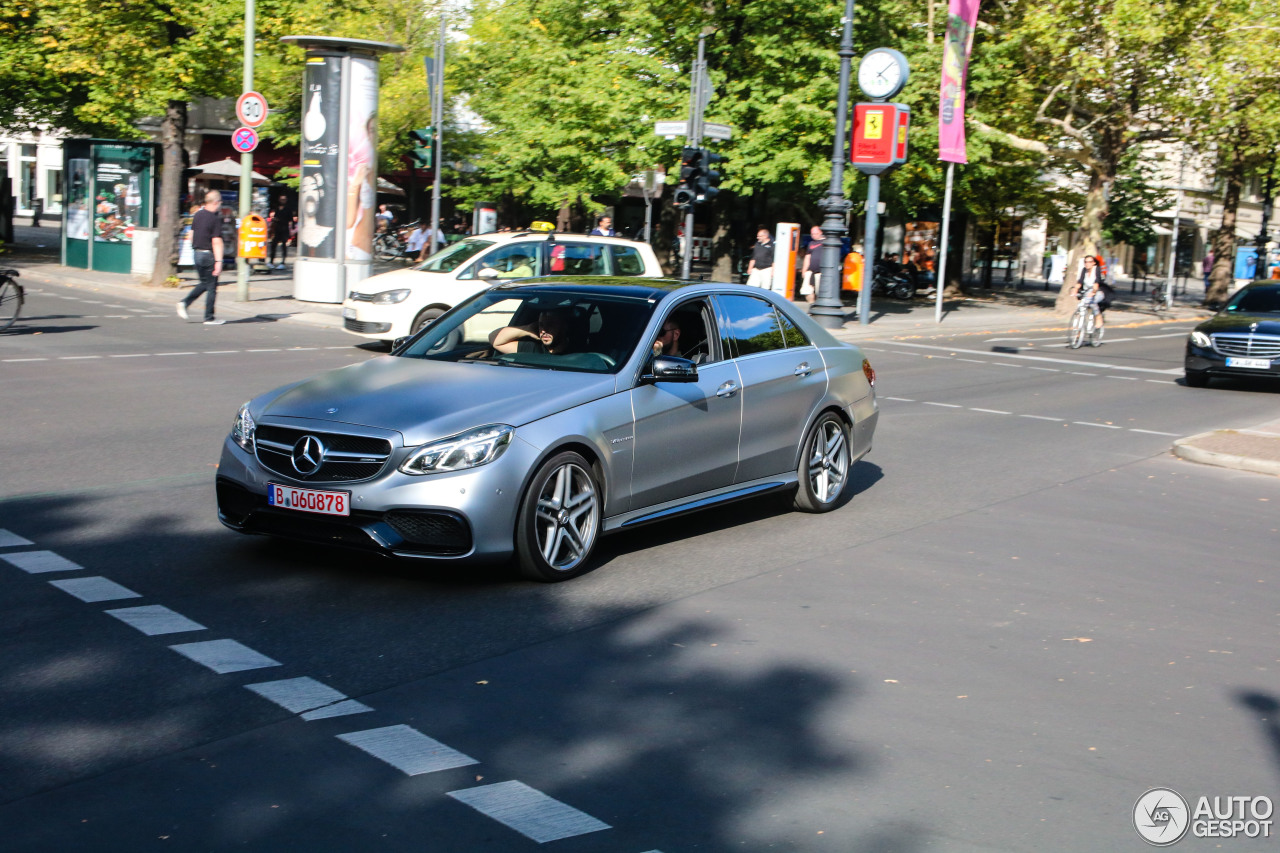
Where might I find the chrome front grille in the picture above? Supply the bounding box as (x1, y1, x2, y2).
(254, 425, 393, 483)
(1212, 333, 1280, 359)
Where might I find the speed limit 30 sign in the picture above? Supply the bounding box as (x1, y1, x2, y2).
(236, 91, 269, 128)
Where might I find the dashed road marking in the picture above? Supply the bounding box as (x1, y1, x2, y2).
(1020, 414, 1064, 421)
(1130, 428, 1181, 436)
(879, 398, 1181, 437)
(246, 676, 373, 720)
(878, 340, 1183, 374)
(2, 550, 80, 573)
(105, 604, 207, 636)
(1074, 421, 1123, 429)
(338, 725, 479, 775)
(0, 529, 35, 548)
(923, 401, 962, 408)
(970, 408, 1011, 415)
(169, 639, 283, 674)
(49, 576, 143, 603)
(447, 780, 611, 843)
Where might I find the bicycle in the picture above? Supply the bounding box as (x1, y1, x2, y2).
(1068, 297, 1103, 348)
(1150, 279, 1170, 312)
(373, 230, 404, 262)
(0, 269, 23, 333)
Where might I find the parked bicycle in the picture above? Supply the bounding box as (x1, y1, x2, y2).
(0, 269, 23, 333)
(1150, 279, 1170, 312)
(1068, 297, 1103, 348)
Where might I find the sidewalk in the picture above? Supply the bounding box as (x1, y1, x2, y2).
(1173, 419, 1280, 478)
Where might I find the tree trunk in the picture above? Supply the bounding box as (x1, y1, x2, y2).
(1206, 150, 1244, 308)
(150, 100, 187, 287)
(709, 190, 736, 282)
(1054, 176, 1110, 312)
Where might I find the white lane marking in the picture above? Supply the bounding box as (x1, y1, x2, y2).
(156, 351, 197, 356)
(109, 354, 151, 358)
(104, 304, 127, 308)
(1070, 372, 1097, 376)
(985, 335, 1067, 343)
(1020, 414, 1064, 421)
(1027, 366, 1059, 372)
(169, 639, 283, 674)
(1131, 428, 1181, 436)
(80, 300, 104, 305)
(2, 358, 48, 362)
(1074, 421, 1123, 429)
(1146, 379, 1177, 384)
(447, 781, 611, 843)
(104, 315, 132, 319)
(49, 576, 142, 603)
(970, 408, 1011, 415)
(289, 347, 319, 351)
(880, 341, 1183, 374)
(58, 356, 102, 360)
(203, 350, 240, 354)
(882, 396, 916, 402)
(955, 358, 987, 363)
(2, 550, 84, 573)
(247, 348, 282, 352)
(1142, 332, 1191, 339)
(0, 529, 35, 548)
(923, 401, 962, 408)
(127, 308, 150, 313)
(246, 677, 373, 720)
(338, 725, 478, 775)
(105, 604, 206, 636)
(1105, 375, 1138, 381)
(325, 346, 348, 350)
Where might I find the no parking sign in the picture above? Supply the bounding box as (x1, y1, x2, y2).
(231, 126, 259, 153)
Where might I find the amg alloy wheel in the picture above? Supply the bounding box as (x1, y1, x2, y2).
(793, 412, 852, 513)
(516, 451, 601, 581)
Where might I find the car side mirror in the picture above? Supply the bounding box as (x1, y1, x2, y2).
(391, 336, 411, 352)
(642, 355, 698, 384)
(478, 267, 500, 279)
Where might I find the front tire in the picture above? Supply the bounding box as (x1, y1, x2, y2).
(793, 412, 852, 513)
(1184, 369, 1209, 388)
(516, 451, 601, 582)
(411, 307, 445, 335)
(1068, 308, 1086, 349)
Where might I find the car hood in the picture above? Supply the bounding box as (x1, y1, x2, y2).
(347, 267, 437, 294)
(258, 356, 617, 446)
(1196, 313, 1280, 335)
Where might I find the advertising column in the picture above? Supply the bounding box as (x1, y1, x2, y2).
(283, 36, 404, 304)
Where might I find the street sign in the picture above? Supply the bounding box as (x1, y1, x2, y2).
(236, 91, 269, 128)
(704, 123, 733, 141)
(231, 126, 260, 153)
(655, 120, 688, 138)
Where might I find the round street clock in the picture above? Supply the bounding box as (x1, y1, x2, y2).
(857, 48, 910, 101)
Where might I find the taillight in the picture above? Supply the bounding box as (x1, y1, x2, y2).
(862, 358, 876, 387)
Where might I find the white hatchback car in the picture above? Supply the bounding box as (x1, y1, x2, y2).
(342, 230, 664, 342)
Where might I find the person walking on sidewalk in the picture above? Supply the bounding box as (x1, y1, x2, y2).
(267, 197, 294, 271)
(177, 190, 226, 325)
(746, 227, 775, 289)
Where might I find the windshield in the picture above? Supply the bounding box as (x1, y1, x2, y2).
(397, 289, 655, 374)
(1224, 284, 1280, 315)
(414, 239, 494, 273)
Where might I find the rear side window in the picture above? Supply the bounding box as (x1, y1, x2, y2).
(778, 310, 810, 348)
(461, 242, 542, 280)
(611, 245, 646, 276)
(553, 242, 608, 276)
(716, 294, 785, 357)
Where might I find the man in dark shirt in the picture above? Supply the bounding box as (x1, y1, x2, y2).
(746, 227, 775, 289)
(177, 190, 226, 325)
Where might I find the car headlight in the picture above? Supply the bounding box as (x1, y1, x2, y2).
(400, 425, 513, 475)
(231, 403, 256, 451)
(372, 288, 411, 304)
(1190, 330, 1212, 348)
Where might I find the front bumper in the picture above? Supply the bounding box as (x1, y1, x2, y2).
(341, 300, 412, 342)
(1185, 344, 1280, 380)
(216, 433, 537, 561)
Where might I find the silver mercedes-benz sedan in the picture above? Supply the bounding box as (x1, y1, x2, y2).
(216, 278, 879, 581)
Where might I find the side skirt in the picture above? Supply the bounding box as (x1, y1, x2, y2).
(603, 474, 798, 533)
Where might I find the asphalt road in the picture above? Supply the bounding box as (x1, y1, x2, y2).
(2, 280, 1278, 852)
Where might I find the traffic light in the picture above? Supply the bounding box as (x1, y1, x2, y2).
(673, 146, 700, 208)
(694, 148, 723, 202)
(408, 127, 433, 169)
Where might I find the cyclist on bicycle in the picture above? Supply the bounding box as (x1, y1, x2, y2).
(1072, 254, 1110, 330)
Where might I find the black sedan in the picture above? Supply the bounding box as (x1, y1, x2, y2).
(1185, 282, 1280, 387)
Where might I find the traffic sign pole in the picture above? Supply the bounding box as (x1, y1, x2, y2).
(238, 0, 256, 303)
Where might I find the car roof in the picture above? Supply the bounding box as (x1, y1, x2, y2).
(463, 231, 650, 247)
(492, 276, 803, 301)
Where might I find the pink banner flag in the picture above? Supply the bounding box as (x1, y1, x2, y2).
(938, 0, 981, 164)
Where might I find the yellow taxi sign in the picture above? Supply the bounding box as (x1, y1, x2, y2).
(528, 221, 556, 232)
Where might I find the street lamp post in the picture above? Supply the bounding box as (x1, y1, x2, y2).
(809, 0, 858, 330)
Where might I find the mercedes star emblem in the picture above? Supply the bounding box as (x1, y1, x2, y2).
(291, 435, 326, 475)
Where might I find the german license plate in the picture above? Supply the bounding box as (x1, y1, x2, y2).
(342, 307, 357, 319)
(268, 483, 350, 516)
(1226, 356, 1271, 369)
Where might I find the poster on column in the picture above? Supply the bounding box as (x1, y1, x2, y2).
(298, 56, 342, 259)
(93, 148, 141, 243)
(938, 0, 981, 164)
(345, 56, 379, 261)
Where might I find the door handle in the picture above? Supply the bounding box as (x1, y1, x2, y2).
(716, 381, 739, 398)
(794, 362, 812, 377)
